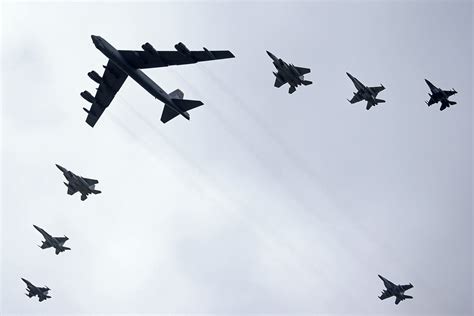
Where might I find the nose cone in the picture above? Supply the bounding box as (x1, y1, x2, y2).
(55, 164, 66, 173)
(91, 35, 101, 47)
(266, 50, 277, 60)
(21, 278, 28, 284)
(33, 224, 41, 231)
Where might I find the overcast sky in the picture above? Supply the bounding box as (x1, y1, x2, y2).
(1, 0, 472, 315)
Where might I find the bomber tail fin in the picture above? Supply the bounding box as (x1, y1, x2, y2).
(91, 189, 101, 195)
(302, 80, 312, 86)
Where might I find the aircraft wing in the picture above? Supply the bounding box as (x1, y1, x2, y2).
(443, 89, 456, 97)
(119, 44, 234, 69)
(369, 85, 385, 95)
(274, 77, 286, 88)
(67, 186, 78, 195)
(40, 243, 52, 249)
(379, 291, 393, 300)
(83, 60, 128, 127)
(82, 177, 99, 185)
(348, 93, 364, 104)
(400, 284, 413, 291)
(426, 97, 436, 106)
(440, 99, 449, 111)
(54, 237, 68, 245)
(295, 66, 311, 76)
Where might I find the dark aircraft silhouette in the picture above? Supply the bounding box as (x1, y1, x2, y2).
(346, 72, 385, 110)
(21, 278, 51, 302)
(378, 275, 414, 305)
(33, 225, 70, 255)
(267, 51, 312, 94)
(56, 164, 101, 201)
(425, 79, 457, 111)
(81, 35, 235, 126)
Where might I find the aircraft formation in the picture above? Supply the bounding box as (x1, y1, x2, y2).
(21, 33, 460, 305)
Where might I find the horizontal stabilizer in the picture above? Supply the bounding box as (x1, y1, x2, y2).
(375, 98, 385, 104)
(302, 80, 312, 86)
(91, 189, 101, 194)
(289, 86, 296, 94)
(172, 98, 203, 112)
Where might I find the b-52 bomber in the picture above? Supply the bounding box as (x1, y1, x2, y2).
(267, 51, 312, 94)
(81, 35, 235, 126)
(425, 79, 457, 111)
(33, 225, 70, 255)
(346, 72, 385, 110)
(378, 274, 413, 305)
(21, 278, 51, 302)
(56, 164, 101, 201)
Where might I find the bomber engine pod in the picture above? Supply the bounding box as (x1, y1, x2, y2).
(142, 42, 158, 55)
(175, 42, 191, 56)
(80, 91, 95, 103)
(87, 71, 102, 84)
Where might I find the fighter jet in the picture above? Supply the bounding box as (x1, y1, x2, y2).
(33, 225, 70, 255)
(267, 51, 312, 94)
(21, 278, 51, 302)
(378, 274, 413, 305)
(81, 35, 235, 126)
(346, 72, 385, 110)
(56, 164, 101, 201)
(425, 79, 457, 111)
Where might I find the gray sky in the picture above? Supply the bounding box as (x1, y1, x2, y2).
(1, 0, 472, 315)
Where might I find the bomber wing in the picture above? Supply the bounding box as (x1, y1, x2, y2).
(119, 42, 234, 69)
(82, 60, 128, 127)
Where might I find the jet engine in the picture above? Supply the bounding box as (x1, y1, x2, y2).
(142, 42, 158, 55)
(80, 91, 95, 103)
(175, 42, 191, 56)
(87, 71, 102, 84)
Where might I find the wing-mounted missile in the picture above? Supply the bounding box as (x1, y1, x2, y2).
(203, 47, 215, 59)
(80, 91, 95, 103)
(88, 71, 102, 84)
